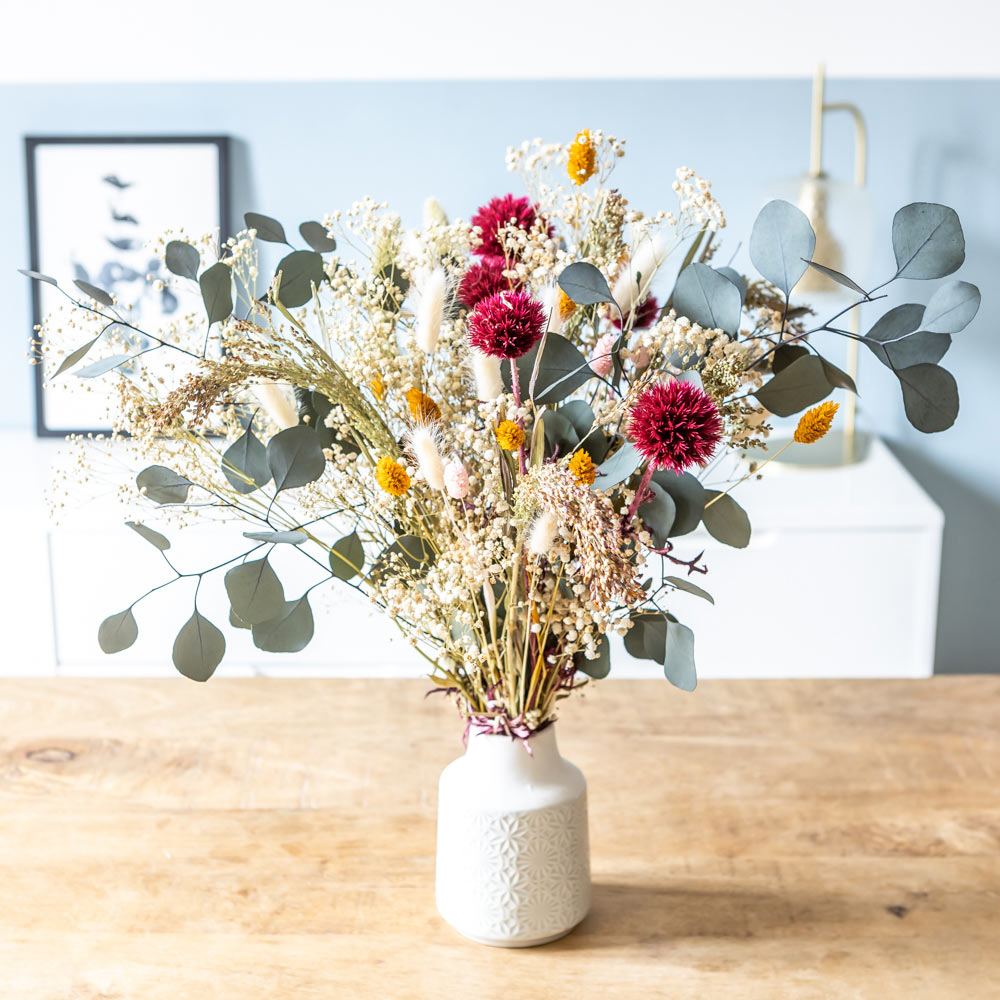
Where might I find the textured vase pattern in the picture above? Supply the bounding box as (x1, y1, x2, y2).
(437, 791, 591, 943)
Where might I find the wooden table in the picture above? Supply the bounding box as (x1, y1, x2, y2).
(1, 678, 998, 999)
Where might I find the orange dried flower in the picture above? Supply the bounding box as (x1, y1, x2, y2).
(558, 289, 577, 321)
(567, 129, 597, 186)
(794, 401, 839, 444)
(405, 387, 441, 423)
(369, 374, 385, 401)
(375, 456, 410, 496)
(496, 420, 524, 451)
(568, 448, 596, 486)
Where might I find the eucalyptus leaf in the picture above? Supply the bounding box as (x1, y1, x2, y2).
(577, 429, 612, 465)
(624, 611, 668, 663)
(869, 331, 951, 370)
(506, 332, 595, 405)
(72, 349, 135, 379)
(557, 261, 616, 306)
(375, 263, 409, 312)
(819, 358, 858, 394)
(18, 268, 58, 286)
(329, 531, 365, 581)
(638, 481, 677, 548)
(274, 250, 325, 308)
(702, 492, 751, 548)
(136, 465, 193, 505)
(243, 530, 308, 544)
(663, 620, 697, 691)
(896, 364, 960, 433)
(73, 279, 114, 307)
(267, 425, 326, 493)
(754, 355, 832, 417)
(540, 410, 577, 458)
(771, 343, 809, 375)
(651, 470, 707, 537)
(866, 303, 925, 345)
(173, 610, 226, 682)
(244, 211, 288, 244)
(574, 634, 611, 679)
(98, 608, 138, 654)
(665, 575, 714, 604)
(749, 200, 816, 296)
(921, 280, 981, 334)
(593, 440, 640, 490)
(222, 426, 270, 494)
(125, 520, 170, 551)
(672, 262, 742, 335)
(560, 400, 594, 440)
(892, 203, 965, 279)
(164, 240, 200, 280)
(199, 261, 233, 326)
(229, 607, 251, 630)
(715, 266, 747, 303)
(224, 557, 286, 625)
(299, 221, 337, 253)
(252, 595, 315, 653)
(804, 260, 868, 297)
(370, 535, 435, 580)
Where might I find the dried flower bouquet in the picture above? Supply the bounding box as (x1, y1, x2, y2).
(26, 130, 979, 738)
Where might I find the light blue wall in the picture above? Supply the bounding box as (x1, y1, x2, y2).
(2, 80, 997, 672)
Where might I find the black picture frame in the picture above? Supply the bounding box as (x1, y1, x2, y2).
(25, 135, 231, 437)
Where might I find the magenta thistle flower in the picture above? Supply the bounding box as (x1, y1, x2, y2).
(613, 294, 660, 331)
(471, 194, 547, 258)
(628, 379, 723, 472)
(467, 290, 547, 360)
(458, 256, 515, 309)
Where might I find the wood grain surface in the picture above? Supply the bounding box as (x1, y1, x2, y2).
(0, 677, 998, 999)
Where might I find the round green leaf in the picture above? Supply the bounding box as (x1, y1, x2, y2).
(921, 280, 980, 334)
(73, 279, 114, 307)
(329, 532, 365, 581)
(252, 595, 315, 653)
(559, 400, 594, 440)
(574, 634, 611, 679)
(665, 575, 714, 604)
(224, 557, 286, 625)
(749, 200, 816, 297)
(172, 611, 225, 682)
(896, 364, 959, 433)
(222, 426, 270, 494)
(370, 535, 435, 581)
(244, 212, 288, 244)
(267, 425, 326, 493)
(593, 440, 639, 490)
(199, 261, 233, 326)
(505, 332, 595, 405)
(870, 331, 951, 371)
(651, 470, 706, 537)
(672, 262, 742, 335)
(136, 465, 193, 505)
(754, 355, 833, 417)
(557, 261, 615, 306)
(299, 221, 337, 253)
(624, 612, 668, 663)
(638, 481, 676, 549)
(164, 240, 200, 281)
(715, 266, 747, 303)
(273, 250, 326, 309)
(663, 620, 697, 691)
(702, 492, 751, 549)
(98, 608, 138, 654)
(892, 203, 965, 279)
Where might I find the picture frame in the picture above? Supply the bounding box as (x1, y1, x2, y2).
(25, 135, 230, 437)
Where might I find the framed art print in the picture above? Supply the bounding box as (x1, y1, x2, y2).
(25, 135, 230, 436)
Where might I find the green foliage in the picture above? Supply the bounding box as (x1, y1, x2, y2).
(266, 425, 326, 493)
(803, 259, 868, 296)
(252, 596, 315, 653)
(506, 333, 596, 404)
(701, 491, 751, 548)
(224, 558, 285, 625)
(243, 530, 308, 544)
(125, 520, 170, 551)
(593, 440, 639, 490)
(73, 353, 134, 379)
(53, 337, 100, 377)
(896, 364, 960, 433)
(299, 221, 337, 253)
(672, 262, 742, 335)
(164, 240, 200, 280)
(651, 470, 707, 537)
(638, 481, 676, 548)
(749, 200, 816, 297)
(73, 278, 114, 307)
(222, 425, 270, 494)
(921, 280, 980, 333)
(274, 250, 325, 308)
(754, 355, 833, 417)
(665, 576, 714, 604)
(624, 611, 697, 690)
(371, 535, 435, 581)
(244, 212, 288, 244)
(329, 532, 365, 581)
(573, 634, 611, 679)
(173, 610, 226, 681)
(199, 261, 233, 326)
(557, 261, 615, 306)
(892, 202, 965, 279)
(98, 609, 138, 654)
(136, 465, 193, 505)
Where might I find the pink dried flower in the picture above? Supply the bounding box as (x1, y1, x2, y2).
(590, 332, 616, 378)
(467, 290, 547, 360)
(613, 294, 660, 331)
(471, 194, 547, 258)
(458, 256, 514, 309)
(628, 379, 723, 472)
(443, 459, 470, 499)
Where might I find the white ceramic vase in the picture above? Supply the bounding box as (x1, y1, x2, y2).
(435, 724, 591, 947)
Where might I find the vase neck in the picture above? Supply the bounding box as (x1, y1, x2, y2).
(464, 724, 561, 779)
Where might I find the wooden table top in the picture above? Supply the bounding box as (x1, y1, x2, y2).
(1, 677, 998, 999)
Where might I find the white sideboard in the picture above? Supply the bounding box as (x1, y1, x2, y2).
(0, 432, 941, 679)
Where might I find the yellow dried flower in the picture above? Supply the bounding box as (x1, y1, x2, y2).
(794, 401, 839, 444)
(558, 289, 577, 321)
(375, 456, 410, 496)
(496, 420, 524, 451)
(369, 374, 385, 402)
(405, 387, 441, 423)
(568, 448, 596, 486)
(567, 129, 597, 186)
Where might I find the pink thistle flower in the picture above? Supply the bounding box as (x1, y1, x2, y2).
(458, 256, 515, 310)
(628, 379, 723, 473)
(471, 194, 548, 258)
(613, 294, 660, 331)
(443, 459, 470, 499)
(590, 332, 616, 378)
(467, 290, 547, 360)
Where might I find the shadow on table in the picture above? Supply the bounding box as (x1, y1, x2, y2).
(546, 879, 887, 949)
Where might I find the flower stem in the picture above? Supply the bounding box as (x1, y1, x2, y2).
(703, 441, 793, 510)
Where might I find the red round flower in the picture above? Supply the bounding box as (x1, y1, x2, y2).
(467, 290, 547, 360)
(628, 379, 723, 472)
(613, 295, 660, 331)
(458, 256, 516, 310)
(471, 194, 547, 258)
